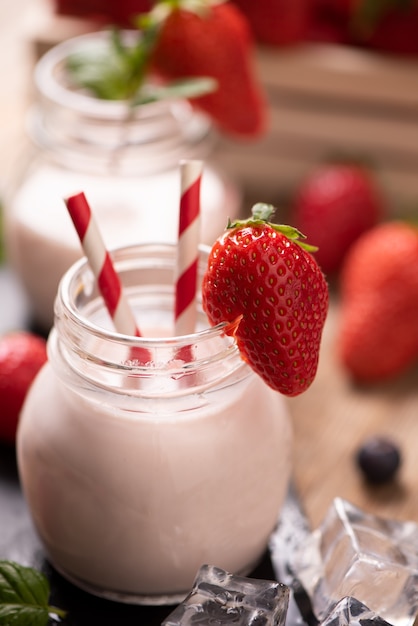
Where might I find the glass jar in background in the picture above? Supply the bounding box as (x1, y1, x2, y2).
(17, 243, 293, 605)
(4, 31, 241, 333)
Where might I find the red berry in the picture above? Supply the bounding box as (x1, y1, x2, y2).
(54, 0, 152, 25)
(202, 204, 329, 396)
(0, 332, 47, 445)
(151, 2, 267, 138)
(308, 0, 356, 44)
(231, 0, 310, 46)
(338, 221, 418, 383)
(290, 165, 383, 276)
(352, 0, 418, 56)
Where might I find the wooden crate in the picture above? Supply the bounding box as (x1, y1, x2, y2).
(216, 44, 418, 216)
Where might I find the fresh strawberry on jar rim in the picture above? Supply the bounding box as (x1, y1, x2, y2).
(202, 203, 329, 396)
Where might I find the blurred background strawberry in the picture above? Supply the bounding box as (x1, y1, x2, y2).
(230, 0, 311, 46)
(308, 0, 354, 44)
(150, 1, 267, 137)
(337, 221, 418, 383)
(309, 0, 418, 54)
(53, 0, 152, 26)
(52, 0, 418, 55)
(352, 0, 418, 56)
(0, 332, 47, 446)
(289, 163, 384, 277)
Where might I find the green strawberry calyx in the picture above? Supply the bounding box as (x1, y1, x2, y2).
(139, 0, 225, 27)
(227, 203, 318, 253)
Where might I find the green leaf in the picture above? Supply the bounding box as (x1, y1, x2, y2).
(64, 0, 220, 107)
(227, 203, 319, 253)
(65, 27, 159, 101)
(65, 27, 217, 106)
(0, 561, 66, 626)
(132, 77, 218, 105)
(66, 48, 132, 100)
(0, 606, 49, 626)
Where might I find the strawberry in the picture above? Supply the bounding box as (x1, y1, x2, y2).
(0, 332, 47, 445)
(308, 0, 355, 44)
(149, 0, 267, 138)
(230, 0, 311, 46)
(202, 204, 329, 396)
(54, 0, 153, 25)
(338, 221, 418, 383)
(309, 0, 418, 52)
(63, 0, 267, 138)
(290, 164, 384, 277)
(350, 0, 418, 55)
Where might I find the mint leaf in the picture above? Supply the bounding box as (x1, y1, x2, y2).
(65, 29, 217, 106)
(66, 48, 132, 100)
(65, 28, 158, 101)
(132, 77, 218, 105)
(64, 5, 217, 107)
(0, 561, 66, 626)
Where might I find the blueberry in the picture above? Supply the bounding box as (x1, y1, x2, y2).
(356, 436, 401, 484)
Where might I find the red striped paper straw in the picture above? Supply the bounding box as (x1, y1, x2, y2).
(65, 191, 142, 338)
(174, 160, 203, 335)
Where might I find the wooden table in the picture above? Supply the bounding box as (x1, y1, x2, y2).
(289, 293, 418, 529)
(2, 0, 418, 547)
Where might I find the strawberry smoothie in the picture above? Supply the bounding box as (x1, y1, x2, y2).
(17, 244, 293, 604)
(18, 361, 291, 601)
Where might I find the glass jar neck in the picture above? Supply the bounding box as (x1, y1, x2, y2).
(49, 244, 248, 398)
(29, 31, 214, 176)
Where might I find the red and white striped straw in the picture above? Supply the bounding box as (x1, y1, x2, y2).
(174, 159, 203, 336)
(64, 191, 142, 338)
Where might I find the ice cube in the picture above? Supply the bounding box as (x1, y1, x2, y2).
(162, 564, 290, 625)
(293, 498, 418, 626)
(320, 597, 394, 626)
(269, 483, 318, 626)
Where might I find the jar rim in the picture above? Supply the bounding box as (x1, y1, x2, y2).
(31, 31, 214, 174)
(34, 30, 201, 122)
(57, 242, 234, 348)
(52, 243, 247, 393)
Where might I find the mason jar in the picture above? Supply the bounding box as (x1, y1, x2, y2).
(4, 31, 241, 332)
(17, 243, 293, 605)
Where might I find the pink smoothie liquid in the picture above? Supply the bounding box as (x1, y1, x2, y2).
(18, 360, 291, 600)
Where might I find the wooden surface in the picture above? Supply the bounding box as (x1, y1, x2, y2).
(289, 293, 418, 529)
(1, 0, 418, 536)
